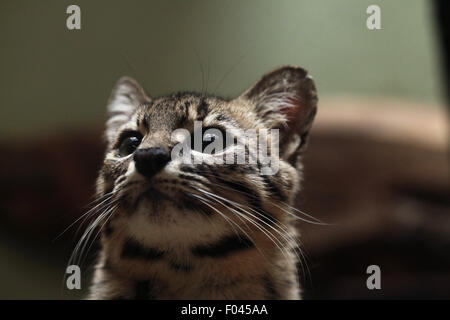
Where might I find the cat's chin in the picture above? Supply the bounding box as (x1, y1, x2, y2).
(127, 184, 202, 214)
(127, 187, 190, 218)
(135, 187, 168, 204)
(131, 188, 173, 214)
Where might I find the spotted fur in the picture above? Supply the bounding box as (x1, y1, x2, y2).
(86, 66, 318, 299)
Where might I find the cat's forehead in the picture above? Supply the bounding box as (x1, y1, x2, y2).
(135, 94, 227, 131)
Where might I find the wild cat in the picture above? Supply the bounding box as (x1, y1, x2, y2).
(79, 65, 317, 299)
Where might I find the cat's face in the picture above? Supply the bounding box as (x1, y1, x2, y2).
(97, 66, 317, 245)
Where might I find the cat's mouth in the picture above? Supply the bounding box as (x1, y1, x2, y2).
(115, 173, 212, 213)
(129, 184, 189, 210)
(130, 184, 211, 215)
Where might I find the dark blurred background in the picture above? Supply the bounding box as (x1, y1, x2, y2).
(0, 0, 448, 299)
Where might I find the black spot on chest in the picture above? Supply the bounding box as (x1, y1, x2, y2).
(121, 238, 166, 260)
(192, 234, 254, 258)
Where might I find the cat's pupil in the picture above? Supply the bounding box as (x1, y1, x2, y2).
(118, 136, 141, 157)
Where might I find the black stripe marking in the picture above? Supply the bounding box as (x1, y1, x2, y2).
(178, 101, 190, 127)
(215, 177, 260, 206)
(115, 175, 127, 186)
(142, 117, 149, 131)
(121, 238, 166, 260)
(196, 97, 209, 121)
(183, 198, 214, 216)
(179, 165, 197, 174)
(192, 235, 254, 258)
(262, 175, 287, 202)
(178, 173, 204, 184)
(216, 114, 232, 122)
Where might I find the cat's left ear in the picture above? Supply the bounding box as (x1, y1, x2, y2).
(105, 76, 150, 143)
(237, 66, 318, 161)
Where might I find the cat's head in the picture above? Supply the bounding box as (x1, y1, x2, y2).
(96, 66, 317, 245)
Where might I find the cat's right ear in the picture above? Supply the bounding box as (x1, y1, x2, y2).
(105, 77, 150, 142)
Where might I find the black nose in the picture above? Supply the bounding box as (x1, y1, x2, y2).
(133, 147, 170, 179)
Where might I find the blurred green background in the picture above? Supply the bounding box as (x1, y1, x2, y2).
(0, 0, 442, 139)
(0, 0, 446, 299)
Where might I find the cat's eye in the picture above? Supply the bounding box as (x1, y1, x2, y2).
(191, 127, 229, 154)
(117, 132, 142, 157)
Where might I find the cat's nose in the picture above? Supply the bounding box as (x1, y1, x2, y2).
(133, 147, 170, 179)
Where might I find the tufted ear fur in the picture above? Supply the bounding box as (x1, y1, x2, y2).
(105, 77, 150, 143)
(237, 66, 318, 163)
